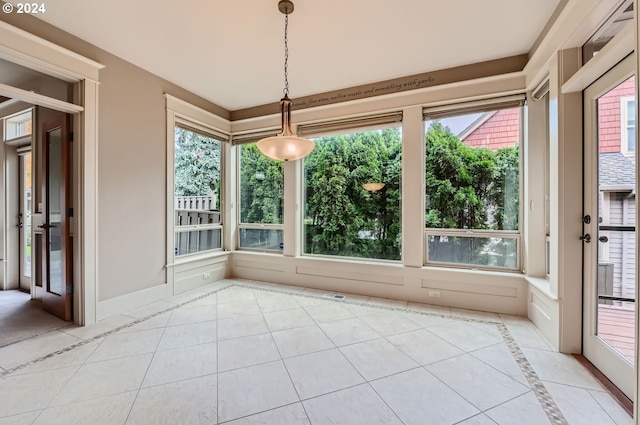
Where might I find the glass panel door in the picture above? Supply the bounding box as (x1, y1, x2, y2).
(41, 114, 72, 321)
(583, 55, 636, 400)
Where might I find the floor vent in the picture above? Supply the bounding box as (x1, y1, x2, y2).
(323, 294, 346, 300)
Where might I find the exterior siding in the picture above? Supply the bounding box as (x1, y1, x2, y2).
(597, 76, 635, 153)
(600, 192, 636, 302)
(461, 108, 520, 149)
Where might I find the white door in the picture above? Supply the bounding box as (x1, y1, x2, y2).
(583, 54, 636, 400)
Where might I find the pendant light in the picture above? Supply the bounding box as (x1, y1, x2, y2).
(257, 0, 315, 161)
(362, 182, 386, 193)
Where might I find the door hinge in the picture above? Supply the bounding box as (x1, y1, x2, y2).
(67, 207, 73, 217)
(68, 132, 73, 142)
(66, 284, 73, 294)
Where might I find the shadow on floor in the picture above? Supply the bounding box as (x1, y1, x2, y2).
(0, 290, 69, 348)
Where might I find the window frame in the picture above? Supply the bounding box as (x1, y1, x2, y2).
(422, 97, 525, 272)
(299, 119, 403, 263)
(173, 123, 225, 258)
(3, 109, 33, 142)
(165, 95, 230, 264)
(620, 95, 635, 155)
(235, 140, 284, 253)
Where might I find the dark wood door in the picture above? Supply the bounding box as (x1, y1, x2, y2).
(41, 114, 72, 321)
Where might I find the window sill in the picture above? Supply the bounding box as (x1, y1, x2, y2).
(525, 276, 557, 300)
(422, 264, 524, 278)
(168, 250, 229, 268)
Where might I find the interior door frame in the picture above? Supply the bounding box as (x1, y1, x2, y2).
(18, 147, 32, 292)
(583, 53, 636, 400)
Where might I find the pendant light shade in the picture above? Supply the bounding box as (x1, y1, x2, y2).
(257, 0, 315, 161)
(362, 182, 386, 193)
(257, 95, 315, 161)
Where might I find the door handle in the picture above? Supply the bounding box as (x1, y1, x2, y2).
(580, 234, 592, 243)
(38, 223, 49, 230)
(599, 236, 609, 243)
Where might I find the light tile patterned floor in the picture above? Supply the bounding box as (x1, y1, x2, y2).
(0, 279, 633, 425)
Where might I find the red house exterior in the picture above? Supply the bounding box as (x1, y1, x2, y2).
(459, 108, 520, 150)
(597, 76, 635, 153)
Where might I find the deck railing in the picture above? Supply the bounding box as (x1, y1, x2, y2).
(175, 195, 217, 211)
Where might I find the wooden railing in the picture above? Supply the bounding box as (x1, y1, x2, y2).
(175, 195, 217, 211)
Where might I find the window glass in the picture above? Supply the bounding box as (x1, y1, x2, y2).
(424, 107, 521, 269)
(303, 126, 402, 260)
(626, 98, 636, 152)
(582, 0, 633, 64)
(174, 126, 222, 256)
(4, 110, 32, 141)
(238, 143, 284, 251)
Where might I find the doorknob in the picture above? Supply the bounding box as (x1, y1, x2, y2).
(599, 236, 609, 243)
(580, 234, 592, 243)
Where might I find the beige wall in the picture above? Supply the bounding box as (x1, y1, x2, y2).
(0, 11, 228, 300)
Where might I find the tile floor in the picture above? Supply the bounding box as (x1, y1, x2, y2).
(0, 279, 634, 425)
(0, 291, 68, 348)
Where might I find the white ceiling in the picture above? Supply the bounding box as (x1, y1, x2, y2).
(30, 0, 561, 111)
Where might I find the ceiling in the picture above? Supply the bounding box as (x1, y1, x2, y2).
(28, 0, 561, 112)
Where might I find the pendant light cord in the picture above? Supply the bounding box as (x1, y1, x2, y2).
(283, 13, 289, 97)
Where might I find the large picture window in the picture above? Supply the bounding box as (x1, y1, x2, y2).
(423, 100, 522, 270)
(174, 124, 223, 256)
(238, 142, 284, 251)
(302, 125, 402, 261)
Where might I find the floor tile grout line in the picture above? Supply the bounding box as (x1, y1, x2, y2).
(215, 400, 302, 425)
(466, 341, 534, 390)
(3, 279, 568, 425)
(123, 317, 173, 425)
(253, 286, 353, 425)
(497, 323, 569, 425)
(364, 380, 409, 425)
(537, 377, 617, 393)
(585, 385, 629, 425)
(240, 281, 571, 425)
(451, 413, 499, 425)
(0, 283, 234, 377)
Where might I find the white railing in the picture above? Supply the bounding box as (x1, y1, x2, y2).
(175, 195, 217, 211)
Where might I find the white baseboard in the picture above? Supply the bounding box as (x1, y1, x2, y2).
(96, 283, 170, 321)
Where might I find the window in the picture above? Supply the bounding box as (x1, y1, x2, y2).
(582, 0, 633, 64)
(544, 92, 551, 278)
(4, 110, 32, 141)
(238, 142, 284, 251)
(174, 124, 224, 256)
(302, 124, 402, 261)
(423, 98, 523, 270)
(621, 96, 636, 154)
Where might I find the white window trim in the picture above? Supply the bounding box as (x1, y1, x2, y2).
(299, 122, 404, 263)
(235, 141, 285, 253)
(423, 102, 524, 272)
(165, 95, 231, 273)
(620, 95, 635, 155)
